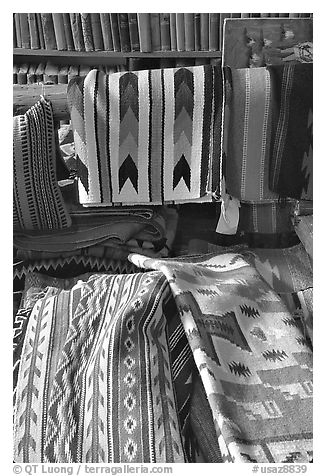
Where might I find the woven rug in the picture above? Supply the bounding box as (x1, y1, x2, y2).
(130, 252, 313, 463)
(14, 271, 186, 463)
(268, 63, 313, 200)
(67, 66, 223, 205)
(13, 98, 71, 231)
(225, 67, 278, 202)
(293, 215, 313, 261)
(238, 200, 296, 234)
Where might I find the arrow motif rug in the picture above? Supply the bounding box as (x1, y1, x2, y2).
(67, 65, 223, 205)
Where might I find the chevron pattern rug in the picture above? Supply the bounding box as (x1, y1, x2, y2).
(130, 252, 313, 463)
(67, 66, 222, 205)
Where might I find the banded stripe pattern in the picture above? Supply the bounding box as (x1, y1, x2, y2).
(67, 65, 223, 205)
(225, 67, 278, 202)
(13, 98, 71, 231)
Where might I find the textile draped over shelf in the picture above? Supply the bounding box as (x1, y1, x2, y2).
(269, 63, 313, 200)
(221, 60, 312, 236)
(67, 65, 223, 206)
(225, 67, 278, 202)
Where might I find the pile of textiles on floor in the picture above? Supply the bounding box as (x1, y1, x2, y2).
(14, 205, 178, 263)
(13, 251, 313, 463)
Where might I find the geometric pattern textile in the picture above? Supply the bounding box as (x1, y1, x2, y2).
(13, 272, 185, 463)
(13, 98, 71, 231)
(241, 243, 313, 294)
(186, 241, 313, 350)
(268, 63, 313, 200)
(67, 66, 223, 205)
(130, 252, 313, 463)
(293, 215, 313, 261)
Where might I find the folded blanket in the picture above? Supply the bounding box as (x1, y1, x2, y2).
(130, 252, 313, 463)
(13, 206, 173, 253)
(14, 272, 187, 463)
(67, 66, 223, 205)
(269, 63, 313, 200)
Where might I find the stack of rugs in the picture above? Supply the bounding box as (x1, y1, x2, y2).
(13, 251, 313, 463)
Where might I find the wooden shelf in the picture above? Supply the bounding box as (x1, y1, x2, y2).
(13, 48, 222, 59)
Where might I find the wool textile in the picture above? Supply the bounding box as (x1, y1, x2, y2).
(268, 63, 313, 200)
(67, 66, 223, 205)
(14, 272, 186, 463)
(130, 252, 313, 463)
(238, 200, 295, 234)
(293, 215, 313, 261)
(13, 98, 71, 231)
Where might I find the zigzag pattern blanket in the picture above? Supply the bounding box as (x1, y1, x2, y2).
(67, 66, 222, 205)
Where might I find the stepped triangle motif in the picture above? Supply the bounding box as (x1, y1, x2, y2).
(119, 154, 138, 193)
(119, 72, 139, 188)
(119, 73, 139, 121)
(173, 68, 194, 193)
(173, 155, 191, 191)
(174, 68, 194, 118)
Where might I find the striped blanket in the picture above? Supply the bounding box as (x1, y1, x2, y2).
(269, 63, 313, 200)
(67, 66, 223, 205)
(13, 98, 71, 231)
